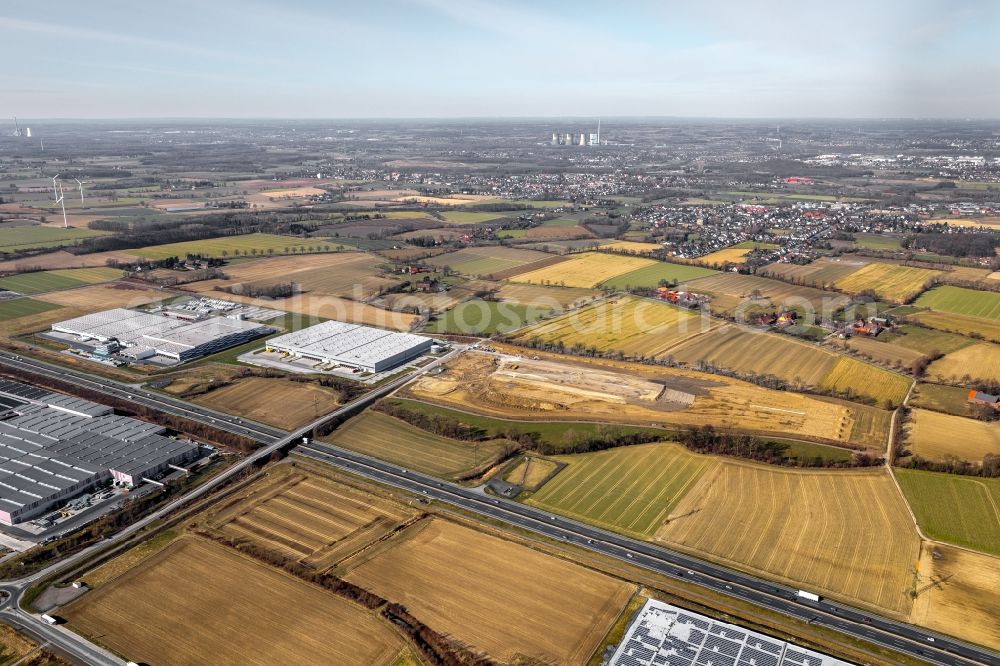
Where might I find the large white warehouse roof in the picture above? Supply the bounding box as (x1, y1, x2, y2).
(266, 320, 431, 372)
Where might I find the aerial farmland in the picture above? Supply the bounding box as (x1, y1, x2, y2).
(3, 112, 1000, 666)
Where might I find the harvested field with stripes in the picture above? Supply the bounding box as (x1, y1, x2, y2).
(514, 296, 716, 357)
(910, 543, 1000, 649)
(324, 411, 510, 479)
(910, 309, 1000, 343)
(495, 283, 598, 308)
(187, 252, 398, 299)
(599, 260, 717, 289)
(905, 408, 1000, 462)
(62, 537, 406, 666)
(668, 327, 911, 407)
(761, 258, 862, 288)
(424, 246, 552, 277)
(598, 240, 663, 253)
(818, 356, 912, 407)
(837, 335, 926, 368)
(656, 463, 920, 615)
(527, 443, 713, 537)
(680, 273, 848, 317)
(37, 283, 170, 310)
(509, 252, 656, 288)
(193, 378, 344, 430)
(834, 262, 941, 303)
(203, 469, 417, 570)
(343, 519, 634, 665)
(695, 247, 755, 266)
(668, 326, 835, 385)
(926, 342, 1000, 384)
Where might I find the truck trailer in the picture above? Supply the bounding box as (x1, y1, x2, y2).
(796, 590, 821, 602)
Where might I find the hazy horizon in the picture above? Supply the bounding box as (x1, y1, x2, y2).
(3, 0, 999, 119)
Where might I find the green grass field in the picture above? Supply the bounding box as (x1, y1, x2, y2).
(915, 285, 1000, 321)
(599, 261, 717, 289)
(526, 443, 711, 537)
(428, 300, 549, 335)
(0, 268, 123, 295)
(132, 233, 309, 260)
(878, 324, 973, 355)
(854, 233, 903, 250)
(910, 383, 974, 417)
(895, 469, 1000, 556)
(0, 226, 105, 253)
(323, 411, 508, 479)
(0, 298, 64, 321)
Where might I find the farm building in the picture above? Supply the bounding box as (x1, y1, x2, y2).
(51, 308, 271, 362)
(265, 320, 432, 373)
(610, 599, 850, 666)
(968, 390, 1000, 410)
(0, 380, 199, 525)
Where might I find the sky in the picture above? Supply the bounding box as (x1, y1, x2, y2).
(2, 0, 999, 119)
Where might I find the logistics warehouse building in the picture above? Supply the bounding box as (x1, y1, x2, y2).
(51, 308, 270, 362)
(265, 321, 432, 372)
(0, 380, 199, 525)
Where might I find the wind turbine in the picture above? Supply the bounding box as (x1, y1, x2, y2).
(74, 178, 88, 204)
(52, 176, 68, 228)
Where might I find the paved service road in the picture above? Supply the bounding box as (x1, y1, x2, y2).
(0, 350, 998, 666)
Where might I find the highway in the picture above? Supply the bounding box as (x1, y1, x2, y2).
(0, 349, 998, 666)
(0, 348, 459, 666)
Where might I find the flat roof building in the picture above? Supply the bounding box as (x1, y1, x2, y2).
(51, 308, 270, 362)
(610, 600, 852, 666)
(265, 320, 432, 373)
(0, 381, 199, 525)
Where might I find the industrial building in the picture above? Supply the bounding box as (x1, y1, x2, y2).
(50, 307, 270, 363)
(265, 320, 432, 373)
(610, 600, 850, 666)
(0, 380, 199, 525)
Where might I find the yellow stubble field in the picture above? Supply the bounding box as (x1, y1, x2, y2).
(62, 537, 406, 666)
(509, 252, 656, 288)
(910, 542, 1000, 649)
(343, 519, 634, 665)
(655, 463, 920, 615)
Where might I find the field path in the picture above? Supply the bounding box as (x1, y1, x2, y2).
(886, 380, 928, 542)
